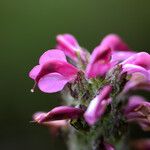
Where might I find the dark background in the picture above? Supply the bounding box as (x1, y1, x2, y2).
(0, 0, 150, 150)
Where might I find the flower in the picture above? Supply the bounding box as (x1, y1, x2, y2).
(56, 34, 86, 62)
(85, 45, 111, 78)
(34, 117, 67, 136)
(33, 112, 68, 136)
(101, 34, 135, 65)
(121, 52, 150, 69)
(123, 72, 150, 92)
(33, 106, 84, 123)
(120, 52, 150, 92)
(33, 106, 84, 136)
(84, 85, 112, 125)
(121, 52, 150, 77)
(124, 96, 150, 131)
(29, 33, 150, 149)
(85, 34, 133, 79)
(32, 106, 84, 136)
(29, 49, 78, 93)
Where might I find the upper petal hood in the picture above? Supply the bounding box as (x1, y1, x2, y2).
(100, 34, 131, 51)
(33, 106, 84, 123)
(86, 45, 111, 78)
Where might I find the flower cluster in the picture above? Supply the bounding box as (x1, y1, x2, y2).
(29, 34, 150, 150)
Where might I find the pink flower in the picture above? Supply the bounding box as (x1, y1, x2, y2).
(85, 34, 133, 79)
(33, 112, 67, 135)
(120, 52, 150, 92)
(100, 34, 133, 64)
(56, 34, 86, 62)
(124, 96, 150, 131)
(85, 45, 111, 78)
(121, 52, 150, 69)
(84, 85, 112, 125)
(29, 49, 78, 93)
(122, 64, 149, 78)
(123, 72, 150, 92)
(33, 106, 84, 123)
(33, 106, 84, 136)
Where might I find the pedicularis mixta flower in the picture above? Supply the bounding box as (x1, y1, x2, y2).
(29, 33, 150, 150)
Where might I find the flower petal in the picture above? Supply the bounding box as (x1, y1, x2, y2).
(86, 46, 111, 78)
(36, 60, 78, 82)
(33, 112, 67, 135)
(111, 51, 136, 64)
(124, 96, 150, 131)
(57, 34, 79, 48)
(56, 34, 80, 61)
(84, 85, 112, 125)
(122, 64, 149, 78)
(100, 34, 130, 51)
(123, 72, 150, 92)
(39, 49, 67, 64)
(84, 97, 108, 125)
(38, 73, 69, 93)
(33, 106, 84, 123)
(124, 96, 145, 114)
(29, 65, 41, 80)
(33, 112, 47, 123)
(121, 52, 150, 70)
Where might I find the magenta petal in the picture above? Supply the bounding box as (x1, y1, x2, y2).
(90, 45, 111, 64)
(36, 60, 78, 82)
(121, 52, 150, 70)
(29, 65, 41, 80)
(100, 34, 130, 51)
(57, 34, 79, 47)
(38, 73, 69, 93)
(33, 106, 84, 123)
(84, 97, 108, 125)
(33, 112, 67, 136)
(86, 46, 111, 78)
(124, 96, 145, 114)
(43, 120, 67, 127)
(84, 85, 112, 125)
(33, 112, 47, 123)
(56, 34, 80, 61)
(124, 96, 150, 130)
(122, 64, 149, 78)
(97, 85, 112, 100)
(86, 62, 111, 79)
(39, 49, 67, 64)
(123, 72, 150, 92)
(111, 51, 136, 64)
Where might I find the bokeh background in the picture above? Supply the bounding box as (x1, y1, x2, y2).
(1, 0, 150, 150)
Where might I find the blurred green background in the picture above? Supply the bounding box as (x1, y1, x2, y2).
(1, 0, 150, 150)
